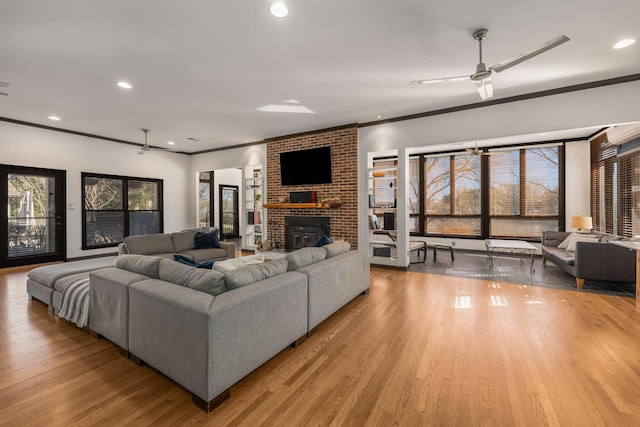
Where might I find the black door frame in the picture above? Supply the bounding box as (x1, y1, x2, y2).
(1, 164, 66, 267)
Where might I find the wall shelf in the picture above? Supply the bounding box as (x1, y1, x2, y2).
(263, 202, 342, 209)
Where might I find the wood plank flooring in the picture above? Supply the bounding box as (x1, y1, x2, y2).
(1, 265, 640, 426)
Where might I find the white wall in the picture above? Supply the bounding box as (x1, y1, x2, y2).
(0, 121, 191, 258)
(190, 144, 266, 229)
(358, 80, 640, 255)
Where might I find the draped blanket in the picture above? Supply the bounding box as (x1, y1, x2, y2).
(58, 276, 90, 328)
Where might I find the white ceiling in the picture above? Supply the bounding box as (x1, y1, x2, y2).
(1, 0, 638, 153)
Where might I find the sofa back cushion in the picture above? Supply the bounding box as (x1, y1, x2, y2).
(558, 233, 598, 251)
(323, 241, 351, 258)
(225, 258, 288, 290)
(115, 254, 162, 278)
(285, 247, 327, 271)
(158, 258, 226, 296)
(171, 230, 197, 252)
(124, 234, 174, 255)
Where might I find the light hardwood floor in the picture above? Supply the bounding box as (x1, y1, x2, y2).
(1, 264, 640, 426)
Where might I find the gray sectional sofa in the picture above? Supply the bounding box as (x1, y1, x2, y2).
(541, 231, 636, 288)
(88, 241, 369, 412)
(118, 229, 235, 262)
(26, 229, 235, 314)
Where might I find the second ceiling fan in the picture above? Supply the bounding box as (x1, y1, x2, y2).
(411, 28, 569, 100)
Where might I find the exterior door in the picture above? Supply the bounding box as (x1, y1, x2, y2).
(219, 185, 239, 239)
(1, 165, 66, 267)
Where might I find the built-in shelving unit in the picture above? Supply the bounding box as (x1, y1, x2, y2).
(243, 166, 263, 251)
(367, 158, 399, 266)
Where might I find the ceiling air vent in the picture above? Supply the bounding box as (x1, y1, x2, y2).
(606, 123, 640, 145)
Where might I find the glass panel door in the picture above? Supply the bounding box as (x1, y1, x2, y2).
(1, 165, 66, 267)
(219, 185, 239, 239)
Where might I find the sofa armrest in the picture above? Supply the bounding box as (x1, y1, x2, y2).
(575, 241, 636, 283)
(219, 241, 236, 258)
(541, 231, 570, 247)
(117, 243, 128, 255)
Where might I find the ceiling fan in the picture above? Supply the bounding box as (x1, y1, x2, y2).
(410, 28, 570, 100)
(0, 81, 9, 96)
(138, 128, 153, 155)
(465, 141, 491, 156)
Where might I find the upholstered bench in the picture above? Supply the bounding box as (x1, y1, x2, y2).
(26, 256, 117, 313)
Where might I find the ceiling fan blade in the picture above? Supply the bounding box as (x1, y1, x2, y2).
(490, 35, 570, 73)
(410, 75, 470, 85)
(475, 80, 494, 100)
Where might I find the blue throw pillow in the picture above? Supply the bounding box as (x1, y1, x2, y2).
(194, 230, 221, 249)
(174, 254, 214, 269)
(314, 235, 334, 247)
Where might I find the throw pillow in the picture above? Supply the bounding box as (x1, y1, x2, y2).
(173, 254, 214, 269)
(158, 258, 226, 296)
(566, 235, 599, 252)
(194, 230, 221, 249)
(313, 235, 333, 247)
(558, 233, 598, 250)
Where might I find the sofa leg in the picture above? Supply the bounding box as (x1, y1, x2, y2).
(117, 346, 130, 358)
(130, 355, 145, 366)
(307, 327, 319, 338)
(361, 288, 370, 296)
(291, 334, 307, 348)
(576, 278, 585, 289)
(192, 389, 230, 412)
(88, 329, 101, 339)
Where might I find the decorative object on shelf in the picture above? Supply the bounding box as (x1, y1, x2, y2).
(372, 171, 386, 177)
(254, 194, 262, 201)
(570, 215, 593, 233)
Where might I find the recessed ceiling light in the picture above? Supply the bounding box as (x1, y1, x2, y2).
(167, 141, 175, 145)
(48, 115, 61, 121)
(376, 115, 382, 119)
(613, 38, 636, 49)
(117, 81, 132, 89)
(270, 2, 288, 18)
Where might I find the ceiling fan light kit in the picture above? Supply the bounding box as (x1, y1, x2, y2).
(411, 28, 570, 101)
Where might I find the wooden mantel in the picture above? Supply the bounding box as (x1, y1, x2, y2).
(263, 202, 343, 209)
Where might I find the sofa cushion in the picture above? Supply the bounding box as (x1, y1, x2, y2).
(323, 241, 351, 258)
(543, 246, 575, 266)
(558, 233, 598, 250)
(158, 258, 226, 296)
(115, 254, 162, 278)
(27, 256, 117, 287)
(286, 247, 327, 271)
(225, 258, 288, 290)
(598, 233, 623, 243)
(124, 234, 174, 255)
(194, 230, 221, 249)
(171, 230, 197, 252)
(181, 248, 229, 263)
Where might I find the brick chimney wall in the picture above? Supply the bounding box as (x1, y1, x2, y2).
(266, 125, 359, 249)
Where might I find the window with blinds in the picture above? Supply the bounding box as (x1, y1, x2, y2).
(590, 133, 618, 234)
(618, 147, 640, 238)
(489, 144, 563, 239)
(82, 173, 163, 249)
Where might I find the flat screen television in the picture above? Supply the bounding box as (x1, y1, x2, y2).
(280, 146, 332, 186)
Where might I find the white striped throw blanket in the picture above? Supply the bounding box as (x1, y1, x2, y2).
(59, 276, 90, 328)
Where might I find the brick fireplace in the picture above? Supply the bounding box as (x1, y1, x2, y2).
(266, 125, 358, 249)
